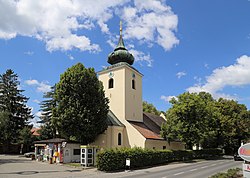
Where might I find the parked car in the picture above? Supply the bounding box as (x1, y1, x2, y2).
(234, 152, 243, 161)
(24, 152, 35, 158)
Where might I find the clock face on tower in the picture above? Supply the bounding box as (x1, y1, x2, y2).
(109, 72, 114, 78)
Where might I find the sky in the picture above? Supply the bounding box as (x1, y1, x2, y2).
(1, 0, 250, 126)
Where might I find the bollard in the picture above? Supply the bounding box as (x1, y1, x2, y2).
(125, 158, 130, 172)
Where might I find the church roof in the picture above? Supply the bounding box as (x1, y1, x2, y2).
(129, 121, 162, 140)
(128, 112, 166, 140)
(143, 112, 166, 133)
(107, 110, 124, 127)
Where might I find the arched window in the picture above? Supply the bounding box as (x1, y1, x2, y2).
(118, 133, 122, 145)
(132, 79, 135, 89)
(108, 78, 114, 89)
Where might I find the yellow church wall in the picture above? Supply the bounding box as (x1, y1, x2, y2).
(98, 64, 143, 123)
(92, 125, 185, 150)
(91, 126, 126, 149)
(124, 66, 143, 122)
(145, 139, 185, 150)
(90, 126, 112, 148)
(98, 67, 126, 121)
(120, 120, 146, 148)
(90, 122, 146, 149)
(111, 126, 124, 148)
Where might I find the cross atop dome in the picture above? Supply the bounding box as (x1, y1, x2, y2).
(120, 21, 122, 36)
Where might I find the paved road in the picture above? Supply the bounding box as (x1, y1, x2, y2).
(0, 154, 92, 178)
(122, 159, 242, 178)
(0, 154, 242, 178)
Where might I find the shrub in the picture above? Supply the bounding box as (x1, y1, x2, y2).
(209, 168, 241, 178)
(97, 148, 222, 171)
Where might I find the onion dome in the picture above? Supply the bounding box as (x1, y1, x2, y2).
(108, 22, 134, 65)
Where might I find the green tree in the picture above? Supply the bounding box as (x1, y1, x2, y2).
(0, 111, 11, 143)
(19, 126, 34, 152)
(143, 101, 160, 116)
(39, 85, 57, 139)
(54, 63, 109, 144)
(215, 98, 250, 153)
(0, 69, 33, 144)
(161, 92, 217, 149)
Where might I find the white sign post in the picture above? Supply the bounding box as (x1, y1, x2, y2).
(125, 158, 130, 171)
(238, 143, 250, 177)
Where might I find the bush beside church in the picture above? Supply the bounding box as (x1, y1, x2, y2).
(97, 147, 223, 171)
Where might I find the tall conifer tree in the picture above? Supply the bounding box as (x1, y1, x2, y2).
(0, 69, 33, 143)
(39, 85, 57, 139)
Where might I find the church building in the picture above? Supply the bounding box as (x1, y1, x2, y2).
(91, 23, 184, 150)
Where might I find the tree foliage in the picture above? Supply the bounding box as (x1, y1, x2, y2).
(215, 98, 250, 152)
(19, 126, 34, 147)
(54, 63, 109, 144)
(143, 101, 160, 116)
(0, 69, 33, 144)
(161, 92, 250, 151)
(161, 92, 217, 149)
(38, 85, 57, 139)
(0, 111, 11, 143)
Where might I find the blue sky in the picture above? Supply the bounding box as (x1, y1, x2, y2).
(1, 0, 250, 126)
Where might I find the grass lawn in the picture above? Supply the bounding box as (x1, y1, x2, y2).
(65, 163, 81, 167)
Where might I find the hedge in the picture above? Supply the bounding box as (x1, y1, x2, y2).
(96, 147, 223, 171)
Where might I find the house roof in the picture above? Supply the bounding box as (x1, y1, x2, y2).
(34, 138, 67, 144)
(128, 112, 166, 140)
(107, 110, 124, 127)
(31, 127, 41, 136)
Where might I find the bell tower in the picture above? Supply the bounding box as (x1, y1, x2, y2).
(98, 21, 143, 122)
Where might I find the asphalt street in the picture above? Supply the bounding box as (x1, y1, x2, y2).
(122, 159, 242, 178)
(0, 154, 242, 178)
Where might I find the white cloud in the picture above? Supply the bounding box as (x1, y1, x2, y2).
(176, 71, 186, 79)
(161, 95, 177, 102)
(204, 63, 209, 69)
(46, 34, 100, 52)
(129, 49, 153, 67)
(24, 51, 34, 56)
(121, 0, 179, 51)
(187, 55, 250, 99)
(67, 54, 74, 60)
(0, 0, 127, 52)
(194, 76, 203, 84)
(0, 0, 179, 59)
(25, 79, 51, 93)
(35, 111, 42, 117)
(37, 83, 51, 93)
(25, 79, 39, 85)
(33, 99, 40, 104)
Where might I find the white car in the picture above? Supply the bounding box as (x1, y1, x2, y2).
(24, 152, 35, 158)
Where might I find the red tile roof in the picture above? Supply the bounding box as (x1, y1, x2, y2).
(128, 112, 166, 140)
(31, 128, 41, 136)
(129, 121, 162, 140)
